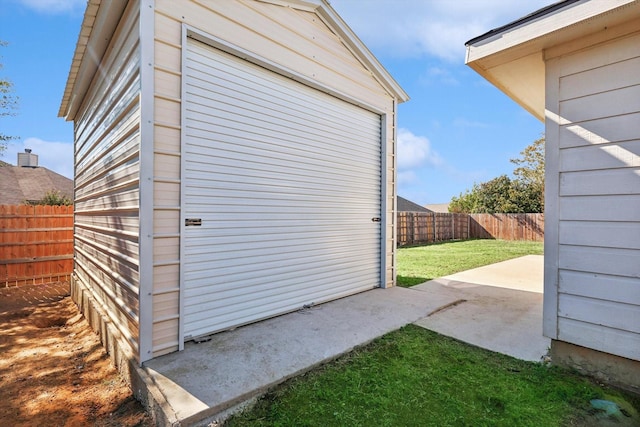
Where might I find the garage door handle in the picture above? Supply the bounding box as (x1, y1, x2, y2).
(371, 217, 381, 222)
(185, 218, 202, 226)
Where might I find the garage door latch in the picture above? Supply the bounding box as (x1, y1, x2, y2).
(371, 217, 381, 222)
(185, 218, 202, 226)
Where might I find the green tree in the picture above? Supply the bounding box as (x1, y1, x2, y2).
(0, 40, 18, 154)
(511, 136, 544, 211)
(449, 137, 545, 213)
(29, 190, 73, 206)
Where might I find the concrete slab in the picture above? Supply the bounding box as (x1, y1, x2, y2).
(142, 286, 461, 426)
(138, 255, 549, 425)
(413, 255, 550, 362)
(442, 254, 544, 293)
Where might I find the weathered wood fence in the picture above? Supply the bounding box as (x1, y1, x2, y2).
(1, 205, 74, 287)
(397, 212, 544, 246)
(0, 205, 544, 284)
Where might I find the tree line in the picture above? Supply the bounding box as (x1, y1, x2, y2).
(449, 136, 544, 213)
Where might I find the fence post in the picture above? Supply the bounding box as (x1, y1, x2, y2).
(432, 213, 436, 242)
(452, 214, 455, 240)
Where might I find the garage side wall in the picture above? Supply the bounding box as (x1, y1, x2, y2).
(544, 30, 640, 363)
(72, 1, 143, 362)
(151, 0, 398, 357)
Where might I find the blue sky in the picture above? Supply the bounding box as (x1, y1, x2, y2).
(1, 0, 549, 205)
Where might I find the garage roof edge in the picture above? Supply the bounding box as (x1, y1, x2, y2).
(318, 1, 409, 103)
(58, 0, 128, 121)
(59, 0, 409, 121)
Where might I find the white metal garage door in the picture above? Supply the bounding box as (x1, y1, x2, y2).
(182, 39, 382, 340)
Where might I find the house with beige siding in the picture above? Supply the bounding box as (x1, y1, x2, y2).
(59, 0, 408, 368)
(466, 0, 640, 390)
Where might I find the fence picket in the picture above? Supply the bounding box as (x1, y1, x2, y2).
(1, 204, 74, 287)
(397, 212, 543, 246)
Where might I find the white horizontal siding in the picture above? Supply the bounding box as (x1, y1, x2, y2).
(560, 140, 640, 171)
(559, 221, 640, 250)
(558, 317, 640, 361)
(560, 168, 640, 196)
(182, 39, 381, 339)
(73, 1, 142, 360)
(559, 84, 640, 124)
(560, 270, 640, 306)
(559, 245, 640, 278)
(559, 112, 640, 149)
(559, 195, 640, 221)
(559, 56, 640, 101)
(550, 28, 640, 361)
(559, 293, 640, 334)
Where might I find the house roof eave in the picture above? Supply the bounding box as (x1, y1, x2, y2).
(465, 0, 640, 120)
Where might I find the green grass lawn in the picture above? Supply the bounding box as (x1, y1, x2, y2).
(226, 326, 639, 426)
(225, 239, 639, 426)
(397, 239, 544, 287)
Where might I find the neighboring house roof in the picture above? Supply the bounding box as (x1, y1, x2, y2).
(464, 0, 640, 120)
(397, 196, 431, 212)
(0, 164, 73, 205)
(58, 0, 409, 121)
(424, 203, 450, 213)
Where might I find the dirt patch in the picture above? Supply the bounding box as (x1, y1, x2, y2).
(0, 283, 152, 426)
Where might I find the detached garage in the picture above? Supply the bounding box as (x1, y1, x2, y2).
(59, 0, 408, 366)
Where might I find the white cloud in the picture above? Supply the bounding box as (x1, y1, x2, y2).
(397, 128, 442, 170)
(330, 0, 553, 62)
(16, 0, 85, 14)
(420, 66, 459, 86)
(398, 170, 418, 186)
(5, 137, 74, 178)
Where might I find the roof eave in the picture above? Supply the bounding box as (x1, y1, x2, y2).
(318, 0, 409, 103)
(58, 0, 128, 121)
(59, 0, 409, 123)
(465, 0, 640, 120)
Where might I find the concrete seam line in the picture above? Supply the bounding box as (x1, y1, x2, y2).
(426, 299, 467, 317)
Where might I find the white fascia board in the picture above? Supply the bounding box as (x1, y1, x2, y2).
(467, 0, 637, 63)
(256, 0, 322, 12)
(59, 0, 128, 120)
(221, 0, 410, 103)
(316, 0, 410, 103)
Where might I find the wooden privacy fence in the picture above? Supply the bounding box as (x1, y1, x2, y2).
(397, 212, 544, 246)
(469, 213, 544, 242)
(1, 205, 74, 287)
(397, 212, 469, 246)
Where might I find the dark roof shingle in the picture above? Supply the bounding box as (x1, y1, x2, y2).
(0, 165, 73, 205)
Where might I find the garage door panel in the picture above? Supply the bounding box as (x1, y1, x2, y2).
(185, 112, 381, 160)
(183, 39, 382, 340)
(188, 267, 375, 310)
(184, 180, 380, 203)
(185, 110, 382, 161)
(185, 79, 381, 140)
(184, 242, 379, 272)
(184, 130, 381, 170)
(184, 152, 380, 185)
(184, 243, 379, 279)
(182, 191, 381, 208)
(187, 282, 378, 328)
(185, 226, 371, 244)
(186, 47, 380, 133)
(186, 281, 376, 335)
(186, 268, 379, 315)
(186, 261, 380, 301)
